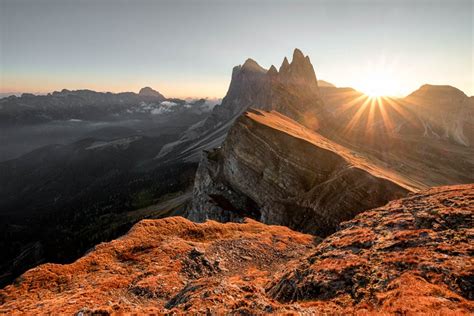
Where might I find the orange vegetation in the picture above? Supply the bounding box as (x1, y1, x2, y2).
(1, 184, 473, 314)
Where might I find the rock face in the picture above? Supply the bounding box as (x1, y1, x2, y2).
(203, 48, 323, 131)
(188, 109, 416, 236)
(1, 184, 472, 314)
(267, 184, 474, 313)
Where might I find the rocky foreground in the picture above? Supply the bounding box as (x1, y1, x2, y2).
(1, 184, 472, 314)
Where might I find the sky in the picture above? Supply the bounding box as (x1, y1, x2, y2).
(0, 0, 472, 98)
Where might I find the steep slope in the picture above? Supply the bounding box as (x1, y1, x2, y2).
(188, 110, 418, 236)
(1, 184, 472, 314)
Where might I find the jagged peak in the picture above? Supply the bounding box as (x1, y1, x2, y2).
(279, 57, 290, 71)
(292, 48, 305, 62)
(267, 65, 278, 76)
(241, 58, 266, 73)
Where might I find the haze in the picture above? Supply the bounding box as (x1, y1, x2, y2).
(1, 0, 472, 98)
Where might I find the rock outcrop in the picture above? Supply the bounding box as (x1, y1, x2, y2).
(188, 109, 417, 236)
(268, 184, 474, 313)
(1, 184, 472, 314)
(0, 217, 316, 314)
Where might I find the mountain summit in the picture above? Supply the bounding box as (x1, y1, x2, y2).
(138, 86, 165, 99)
(278, 48, 319, 93)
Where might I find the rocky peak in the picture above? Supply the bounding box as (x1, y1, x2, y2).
(241, 58, 266, 73)
(279, 57, 290, 73)
(160, 49, 326, 161)
(267, 65, 278, 76)
(138, 86, 165, 99)
(292, 48, 305, 62)
(277, 48, 319, 93)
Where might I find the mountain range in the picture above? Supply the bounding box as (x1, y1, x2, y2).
(0, 49, 472, 313)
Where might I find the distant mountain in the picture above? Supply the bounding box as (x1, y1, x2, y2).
(0, 88, 214, 126)
(319, 84, 474, 186)
(138, 86, 165, 98)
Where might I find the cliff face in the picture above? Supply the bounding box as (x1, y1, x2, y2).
(188, 110, 416, 236)
(1, 185, 472, 314)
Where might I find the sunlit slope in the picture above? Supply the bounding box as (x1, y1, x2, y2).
(319, 85, 474, 187)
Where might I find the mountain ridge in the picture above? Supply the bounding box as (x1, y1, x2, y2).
(188, 109, 416, 236)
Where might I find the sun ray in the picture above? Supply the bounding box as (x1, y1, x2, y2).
(377, 97, 396, 136)
(339, 93, 369, 112)
(343, 95, 372, 135)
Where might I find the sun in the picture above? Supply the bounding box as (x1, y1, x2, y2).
(356, 60, 402, 97)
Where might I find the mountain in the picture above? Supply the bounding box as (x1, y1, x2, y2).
(138, 86, 165, 98)
(188, 109, 416, 236)
(1, 48, 473, 296)
(1, 184, 471, 314)
(318, 84, 474, 186)
(158, 49, 473, 189)
(0, 91, 216, 161)
(0, 88, 214, 126)
(156, 48, 325, 162)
